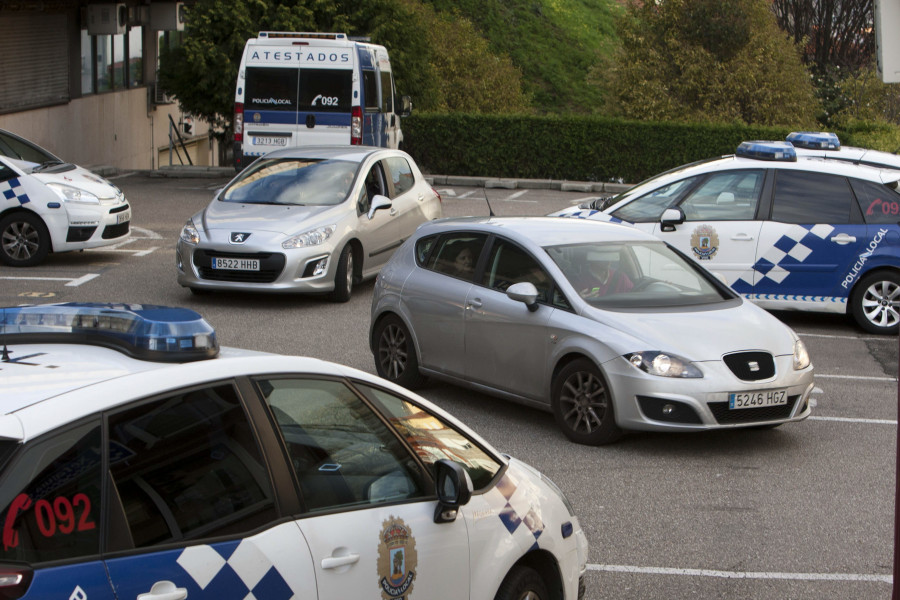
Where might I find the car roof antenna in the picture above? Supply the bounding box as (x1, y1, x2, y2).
(483, 188, 496, 217)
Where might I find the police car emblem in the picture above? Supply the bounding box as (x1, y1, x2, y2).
(253, 112, 262, 123)
(230, 232, 251, 244)
(691, 225, 719, 260)
(377, 517, 417, 599)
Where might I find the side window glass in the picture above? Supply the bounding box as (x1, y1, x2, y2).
(426, 233, 488, 281)
(611, 176, 699, 222)
(850, 178, 900, 224)
(482, 239, 553, 303)
(380, 71, 394, 113)
(0, 163, 17, 184)
(415, 235, 438, 266)
(257, 378, 427, 511)
(108, 384, 276, 548)
(364, 162, 387, 205)
(355, 383, 502, 491)
(679, 170, 763, 221)
(385, 157, 414, 197)
(363, 70, 379, 111)
(773, 171, 853, 224)
(0, 422, 102, 563)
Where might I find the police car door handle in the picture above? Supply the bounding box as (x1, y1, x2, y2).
(322, 552, 361, 569)
(731, 233, 755, 241)
(136, 581, 188, 600)
(830, 233, 857, 244)
(390, 208, 398, 216)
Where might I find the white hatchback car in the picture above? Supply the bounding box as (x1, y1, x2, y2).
(0, 303, 587, 600)
(0, 129, 131, 267)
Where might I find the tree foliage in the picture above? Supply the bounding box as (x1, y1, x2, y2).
(771, 0, 873, 70)
(600, 0, 819, 127)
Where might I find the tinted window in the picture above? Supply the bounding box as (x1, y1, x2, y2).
(385, 157, 414, 197)
(772, 170, 853, 224)
(414, 235, 438, 266)
(363, 70, 379, 111)
(0, 131, 58, 163)
(850, 178, 900, 224)
(108, 384, 276, 548)
(245, 67, 299, 112)
(222, 158, 357, 206)
(298, 68, 352, 113)
(679, 170, 763, 221)
(427, 233, 488, 281)
(380, 71, 394, 113)
(0, 422, 102, 563)
(0, 162, 17, 183)
(257, 378, 427, 511)
(356, 383, 502, 491)
(612, 176, 700, 222)
(482, 239, 553, 303)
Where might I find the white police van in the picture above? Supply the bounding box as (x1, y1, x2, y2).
(234, 32, 412, 171)
(553, 137, 900, 334)
(0, 303, 587, 600)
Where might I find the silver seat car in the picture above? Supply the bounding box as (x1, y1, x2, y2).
(176, 146, 442, 301)
(370, 217, 815, 445)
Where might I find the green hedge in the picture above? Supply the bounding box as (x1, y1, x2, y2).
(402, 113, 900, 183)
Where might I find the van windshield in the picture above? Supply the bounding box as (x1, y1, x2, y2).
(244, 67, 353, 113)
(221, 158, 358, 206)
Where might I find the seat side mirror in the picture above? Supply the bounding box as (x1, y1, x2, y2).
(433, 459, 473, 523)
(506, 281, 540, 312)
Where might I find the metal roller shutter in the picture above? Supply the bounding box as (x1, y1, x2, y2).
(0, 13, 69, 113)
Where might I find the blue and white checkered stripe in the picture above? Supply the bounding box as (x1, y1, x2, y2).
(1, 177, 30, 205)
(732, 224, 835, 292)
(489, 472, 546, 551)
(176, 539, 295, 600)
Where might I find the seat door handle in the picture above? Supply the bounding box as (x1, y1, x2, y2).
(137, 581, 188, 600)
(466, 298, 483, 310)
(322, 553, 360, 569)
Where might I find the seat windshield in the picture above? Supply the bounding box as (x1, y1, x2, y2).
(222, 158, 358, 206)
(546, 240, 734, 308)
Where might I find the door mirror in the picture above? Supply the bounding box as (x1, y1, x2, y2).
(506, 282, 540, 312)
(659, 207, 684, 232)
(433, 459, 473, 523)
(400, 95, 413, 118)
(368, 194, 392, 220)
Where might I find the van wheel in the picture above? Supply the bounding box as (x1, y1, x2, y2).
(850, 271, 900, 335)
(373, 315, 426, 389)
(552, 359, 622, 445)
(329, 245, 354, 303)
(494, 566, 549, 600)
(0, 212, 50, 267)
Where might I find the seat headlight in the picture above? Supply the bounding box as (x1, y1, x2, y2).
(793, 338, 811, 370)
(626, 351, 703, 378)
(282, 224, 336, 249)
(46, 183, 100, 204)
(180, 218, 200, 244)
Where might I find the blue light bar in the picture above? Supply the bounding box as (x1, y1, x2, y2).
(786, 131, 841, 150)
(735, 141, 797, 162)
(0, 303, 218, 362)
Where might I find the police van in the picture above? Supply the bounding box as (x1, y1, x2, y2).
(233, 32, 411, 171)
(552, 137, 900, 335)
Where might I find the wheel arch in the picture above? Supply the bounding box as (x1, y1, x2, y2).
(501, 550, 565, 600)
(847, 265, 900, 308)
(344, 237, 363, 282)
(0, 207, 54, 256)
(551, 352, 599, 390)
(369, 309, 421, 362)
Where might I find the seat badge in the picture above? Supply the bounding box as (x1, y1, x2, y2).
(748, 361, 760, 372)
(230, 232, 251, 244)
(378, 516, 417, 599)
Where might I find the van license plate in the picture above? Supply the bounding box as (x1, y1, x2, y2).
(729, 389, 787, 410)
(254, 136, 288, 146)
(212, 257, 260, 271)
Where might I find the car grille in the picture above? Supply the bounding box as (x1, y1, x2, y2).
(708, 395, 800, 424)
(723, 351, 775, 381)
(194, 249, 286, 283)
(101, 222, 129, 239)
(67, 226, 96, 242)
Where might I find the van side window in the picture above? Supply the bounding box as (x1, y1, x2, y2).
(385, 157, 414, 197)
(380, 71, 394, 113)
(363, 70, 379, 112)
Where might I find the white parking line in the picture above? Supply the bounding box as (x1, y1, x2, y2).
(801, 332, 898, 342)
(816, 374, 897, 382)
(809, 415, 897, 425)
(587, 564, 892, 584)
(503, 190, 535, 203)
(66, 273, 99, 287)
(0, 275, 99, 288)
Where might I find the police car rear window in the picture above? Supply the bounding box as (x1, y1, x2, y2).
(850, 178, 900, 224)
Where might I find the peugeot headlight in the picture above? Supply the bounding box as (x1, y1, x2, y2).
(46, 183, 100, 204)
(282, 224, 336, 249)
(180, 218, 200, 244)
(626, 351, 703, 378)
(792, 337, 811, 370)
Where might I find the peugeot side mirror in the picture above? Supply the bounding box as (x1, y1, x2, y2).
(506, 282, 540, 312)
(368, 194, 392, 220)
(433, 459, 473, 523)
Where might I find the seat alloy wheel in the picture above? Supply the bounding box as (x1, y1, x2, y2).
(552, 358, 622, 445)
(373, 315, 426, 389)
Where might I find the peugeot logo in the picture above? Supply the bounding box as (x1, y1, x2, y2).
(230, 232, 251, 244)
(748, 361, 760, 372)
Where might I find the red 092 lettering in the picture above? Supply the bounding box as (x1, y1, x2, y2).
(866, 198, 900, 216)
(34, 493, 96, 537)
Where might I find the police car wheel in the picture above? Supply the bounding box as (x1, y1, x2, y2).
(850, 271, 900, 335)
(494, 565, 549, 600)
(374, 315, 426, 389)
(552, 358, 622, 445)
(0, 212, 50, 267)
(329, 245, 354, 303)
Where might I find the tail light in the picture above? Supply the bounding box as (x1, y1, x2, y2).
(431, 187, 442, 203)
(234, 103, 244, 142)
(351, 106, 362, 145)
(0, 565, 33, 600)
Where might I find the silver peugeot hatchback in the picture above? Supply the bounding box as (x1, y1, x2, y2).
(370, 217, 815, 445)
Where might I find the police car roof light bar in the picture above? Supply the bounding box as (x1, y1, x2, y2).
(735, 141, 798, 162)
(0, 303, 219, 363)
(786, 131, 841, 150)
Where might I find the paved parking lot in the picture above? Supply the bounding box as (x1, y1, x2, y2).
(0, 172, 896, 599)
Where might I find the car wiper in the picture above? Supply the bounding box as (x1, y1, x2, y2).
(31, 160, 66, 172)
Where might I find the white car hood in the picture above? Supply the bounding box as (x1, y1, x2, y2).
(202, 200, 337, 235)
(24, 162, 123, 200)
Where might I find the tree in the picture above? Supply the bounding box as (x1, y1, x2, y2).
(600, 0, 819, 127)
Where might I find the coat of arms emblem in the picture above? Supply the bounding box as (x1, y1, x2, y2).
(377, 516, 418, 599)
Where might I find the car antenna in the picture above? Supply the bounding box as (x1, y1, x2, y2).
(482, 188, 496, 217)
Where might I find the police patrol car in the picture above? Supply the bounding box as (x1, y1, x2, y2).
(787, 131, 900, 171)
(0, 303, 587, 600)
(553, 137, 900, 335)
(0, 130, 131, 267)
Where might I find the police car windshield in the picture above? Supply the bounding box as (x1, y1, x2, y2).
(222, 158, 358, 206)
(590, 156, 726, 210)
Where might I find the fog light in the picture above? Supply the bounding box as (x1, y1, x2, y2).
(312, 257, 328, 277)
(175, 251, 183, 272)
(662, 404, 675, 416)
